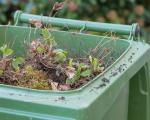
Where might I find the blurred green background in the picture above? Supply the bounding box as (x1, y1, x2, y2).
(0, 0, 150, 41)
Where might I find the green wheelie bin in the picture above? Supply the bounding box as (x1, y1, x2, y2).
(0, 11, 150, 120)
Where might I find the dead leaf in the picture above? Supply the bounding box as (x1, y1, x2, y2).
(52, 2, 64, 11)
(30, 40, 41, 52)
(100, 67, 105, 71)
(65, 66, 76, 79)
(58, 84, 71, 91)
(29, 19, 42, 28)
(0, 59, 11, 70)
(50, 80, 58, 90)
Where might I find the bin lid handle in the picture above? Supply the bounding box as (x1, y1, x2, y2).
(14, 10, 140, 40)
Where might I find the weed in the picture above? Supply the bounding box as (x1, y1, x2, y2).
(0, 44, 13, 58)
(12, 57, 24, 71)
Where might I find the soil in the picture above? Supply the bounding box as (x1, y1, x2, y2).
(0, 55, 103, 91)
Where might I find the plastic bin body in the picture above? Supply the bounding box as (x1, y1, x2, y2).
(128, 64, 150, 120)
(0, 25, 149, 120)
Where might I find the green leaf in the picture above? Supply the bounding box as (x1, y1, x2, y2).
(55, 53, 66, 62)
(41, 27, 57, 46)
(74, 65, 81, 80)
(66, 64, 82, 84)
(81, 69, 92, 77)
(89, 56, 99, 72)
(54, 49, 68, 62)
(0, 44, 7, 53)
(68, 58, 73, 67)
(92, 58, 99, 71)
(79, 63, 89, 69)
(12, 57, 25, 70)
(37, 46, 44, 53)
(54, 49, 67, 55)
(4, 48, 13, 57)
(0, 44, 13, 58)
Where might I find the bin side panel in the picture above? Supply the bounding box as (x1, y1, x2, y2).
(102, 82, 129, 120)
(128, 62, 150, 120)
(83, 78, 129, 120)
